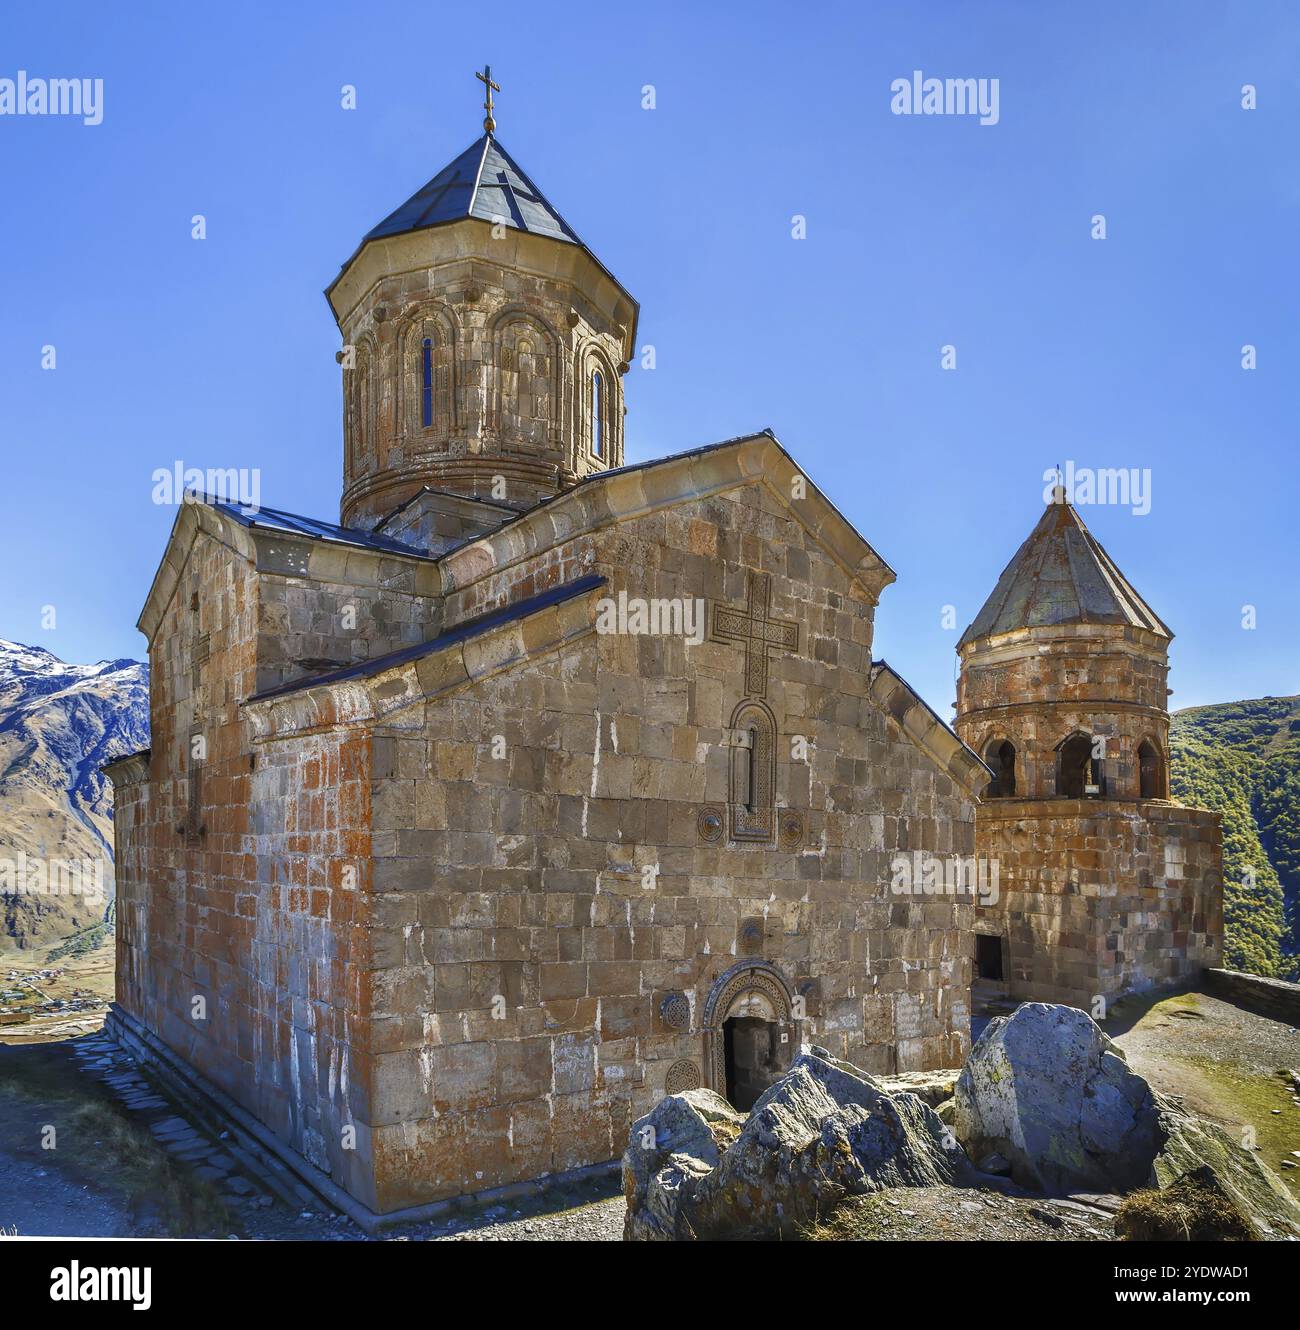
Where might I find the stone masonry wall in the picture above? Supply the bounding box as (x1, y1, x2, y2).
(358, 480, 976, 1212)
(973, 798, 1223, 1007)
(113, 529, 381, 1207)
(253, 542, 437, 696)
(956, 626, 1170, 799)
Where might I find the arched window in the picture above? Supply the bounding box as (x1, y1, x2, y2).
(1138, 739, 1164, 799)
(592, 371, 604, 458)
(1057, 732, 1103, 798)
(984, 739, 1017, 798)
(421, 338, 433, 428)
(728, 700, 775, 842)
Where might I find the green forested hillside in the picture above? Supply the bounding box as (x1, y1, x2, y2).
(1169, 696, 1300, 980)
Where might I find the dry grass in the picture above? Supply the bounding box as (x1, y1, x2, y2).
(1115, 1167, 1256, 1241)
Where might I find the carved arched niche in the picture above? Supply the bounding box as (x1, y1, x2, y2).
(491, 310, 560, 450)
(701, 959, 800, 1101)
(345, 335, 376, 482)
(728, 698, 777, 843)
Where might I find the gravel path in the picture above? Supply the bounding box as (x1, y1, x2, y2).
(432, 1195, 624, 1241)
(0, 1142, 133, 1238)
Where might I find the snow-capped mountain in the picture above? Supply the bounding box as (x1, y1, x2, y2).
(0, 639, 149, 950)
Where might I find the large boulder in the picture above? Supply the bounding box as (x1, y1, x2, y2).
(623, 1052, 971, 1240)
(621, 1089, 743, 1240)
(953, 1002, 1300, 1239)
(953, 1003, 1160, 1194)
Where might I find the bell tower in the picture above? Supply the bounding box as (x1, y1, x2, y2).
(326, 69, 639, 534)
(954, 488, 1173, 801)
(953, 488, 1222, 1009)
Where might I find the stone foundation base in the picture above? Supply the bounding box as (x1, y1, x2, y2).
(103, 1004, 618, 1234)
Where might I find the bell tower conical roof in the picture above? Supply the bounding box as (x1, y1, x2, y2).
(958, 496, 1170, 649)
(362, 134, 584, 247)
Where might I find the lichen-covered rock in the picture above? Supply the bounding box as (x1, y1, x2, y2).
(953, 1003, 1160, 1194)
(621, 1089, 742, 1240)
(623, 1053, 970, 1240)
(1151, 1097, 1300, 1240)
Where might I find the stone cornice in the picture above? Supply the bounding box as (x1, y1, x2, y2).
(974, 796, 1221, 825)
(868, 661, 992, 798)
(437, 433, 897, 608)
(958, 622, 1170, 665)
(102, 749, 152, 787)
(326, 220, 639, 363)
(958, 698, 1168, 719)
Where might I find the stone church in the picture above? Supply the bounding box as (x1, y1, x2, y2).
(955, 491, 1223, 1010)
(105, 106, 993, 1219)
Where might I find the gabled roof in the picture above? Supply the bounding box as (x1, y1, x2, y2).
(958, 496, 1170, 649)
(362, 134, 582, 247)
(432, 430, 898, 604)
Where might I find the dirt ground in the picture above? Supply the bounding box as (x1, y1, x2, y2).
(1103, 988, 1300, 1205)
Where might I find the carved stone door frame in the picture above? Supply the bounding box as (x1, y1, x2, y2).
(701, 959, 799, 1098)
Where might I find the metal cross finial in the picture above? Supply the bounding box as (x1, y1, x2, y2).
(476, 64, 500, 134)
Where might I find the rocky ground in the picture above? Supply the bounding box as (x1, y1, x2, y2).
(806, 1185, 1119, 1241)
(0, 985, 1296, 1242)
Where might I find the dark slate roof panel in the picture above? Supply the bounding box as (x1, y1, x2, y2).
(206, 498, 429, 557)
(249, 573, 606, 703)
(958, 499, 1170, 647)
(363, 135, 581, 246)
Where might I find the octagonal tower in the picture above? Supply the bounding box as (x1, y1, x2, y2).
(327, 131, 638, 534)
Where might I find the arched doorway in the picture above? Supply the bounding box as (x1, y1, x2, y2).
(702, 960, 799, 1110)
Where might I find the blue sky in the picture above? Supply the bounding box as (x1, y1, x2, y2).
(2, 0, 1296, 716)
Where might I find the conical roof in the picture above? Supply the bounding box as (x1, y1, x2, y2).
(958, 496, 1171, 648)
(362, 134, 582, 246)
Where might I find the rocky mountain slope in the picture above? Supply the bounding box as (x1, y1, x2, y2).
(0, 640, 149, 951)
(1170, 695, 1300, 980)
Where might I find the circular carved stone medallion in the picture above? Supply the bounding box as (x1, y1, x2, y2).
(697, 806, 724, 843)
(778, 809, 805, 849)
(664, 1059, 702, 1094)
(660, 993, 690, 1031)
(737, 917, 765, 956)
